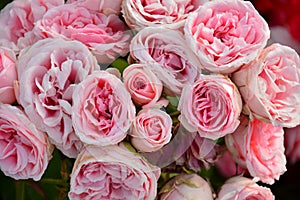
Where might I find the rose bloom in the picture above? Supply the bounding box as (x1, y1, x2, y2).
(178, 74, 242, 140)
(123, 64, 163, 107)
(35, 3, 132, 64)
(159, 173, 214, 200)
(0, 47, 17, 104)
(130, 27, 201, 95)
(225, 115, 287, 185)
(18, 38, 99, 158)
(72, 70, 135, 146)
(216, 176, 275, 200)
(0, 0, 63, 52)
(68, 144, 160, 200)
(284, 125, 300, 164)
(67, 0, 122, 15)
(179, 133, 224, 172)
(0, 104, 52, 181)
(232, 43, 300, 128)
(130, 108, 172, 152)
(122, 0, 208, 31)
(184, 0, 270, 74)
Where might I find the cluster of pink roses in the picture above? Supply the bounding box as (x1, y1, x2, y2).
(0, 0, 300, 199)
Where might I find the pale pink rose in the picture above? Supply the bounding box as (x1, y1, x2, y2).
(130, 108, 172, 152)
(159, 173, 214, 200)
(72, 70, 136, 146)
(225, 115, 287, 185)
(178, 74, 242, 140)
(0, 47, 17, 104)
(67, 0, 122, 15)
(35, 3, 132, 64)
(232, 43, 300, 128)
(284, 126, 300, 164)
(0, 104, 52, 181)
(216, 176, 275, 200)
(68, 144, 160, 200)
(179, 133, 224, 172)
(184, 0, 270, 74)
(215, 150, 247, 179)
(123, 64, 163, 107)
(0, 0, 64, 52)
(122, 0, 208, 31)
(18, 38, 99, 158)
(130, 27, 201, 95)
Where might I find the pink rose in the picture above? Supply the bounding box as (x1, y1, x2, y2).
(0, 104, 52, 181)
(0, 47, 17, 104)
(184, 0, 270, 74)
(159, 173, 214, 200)
(67, 0, 122, 15)
(122, 0, 208, 31)
(284, 126, 300, 164)
(178, 74, 242, 140)
(225, 115, 287, 184)
(68, 144, 160, 200)
(72, 70, 136, 146)
(0, 0, 64, 52)
(130, 27, 201, 95)
(130, 108, 172, 152)
(35, 3, 132, 64)
(232, 43, 300, 128)
(18, 38, 99, 158)
(216, 176, 275, 200)
(123, 64, 163, 107)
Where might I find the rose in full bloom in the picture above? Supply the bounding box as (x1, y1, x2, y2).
(0, 47, 17, 104)
(0, 0, 64, 52)
(0, 104, 52, 181)
(68, 144, 160, 200)
(284, 125, 300, 164)
(216, 176, 275, 200)
(184, 0, 270, 74)
(178, 74, 242, 140)
(72, 70, 135, 146)
(122, 0, 208, 31)
(130, 27, 201, 95)
(159, 173, 214, 200)
(225, 115, 287, 185)
(18, 38, 99, 158)
(123, 64, 163, 107)
(130, 108, 172, 152)
(67, 0, 122, 15)
(179, 133, 224, 172)
(35, 3, 132, 64)
(232, 43, 300, 128)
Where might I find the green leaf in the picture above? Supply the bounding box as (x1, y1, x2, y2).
(110, 58, 129, 73)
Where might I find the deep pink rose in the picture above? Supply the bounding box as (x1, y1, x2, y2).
(225, 115, 287, 184)
(130, 108, 172, 152)
(184, 0, 270, 74)
(122, 0, 208, 31)
(216, 176, 275, 200)
(72, 70, 136, 146)
(35, 3, 132, 64)
(18, 38, 99, 158)
(0, 47, 17, 104)
(178, 74, 242, 140)
(284, 126, 300, 164)
(123, 64, 163, 107)
(0, 104, 52, 181)
(68, 144, 160, 200)
(0, 0, 64, 52)
(232, 43, 300, 128)
(130, 27, 201, 95)
(67, 0, 122, 15)
(159, 173, 214, 200)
